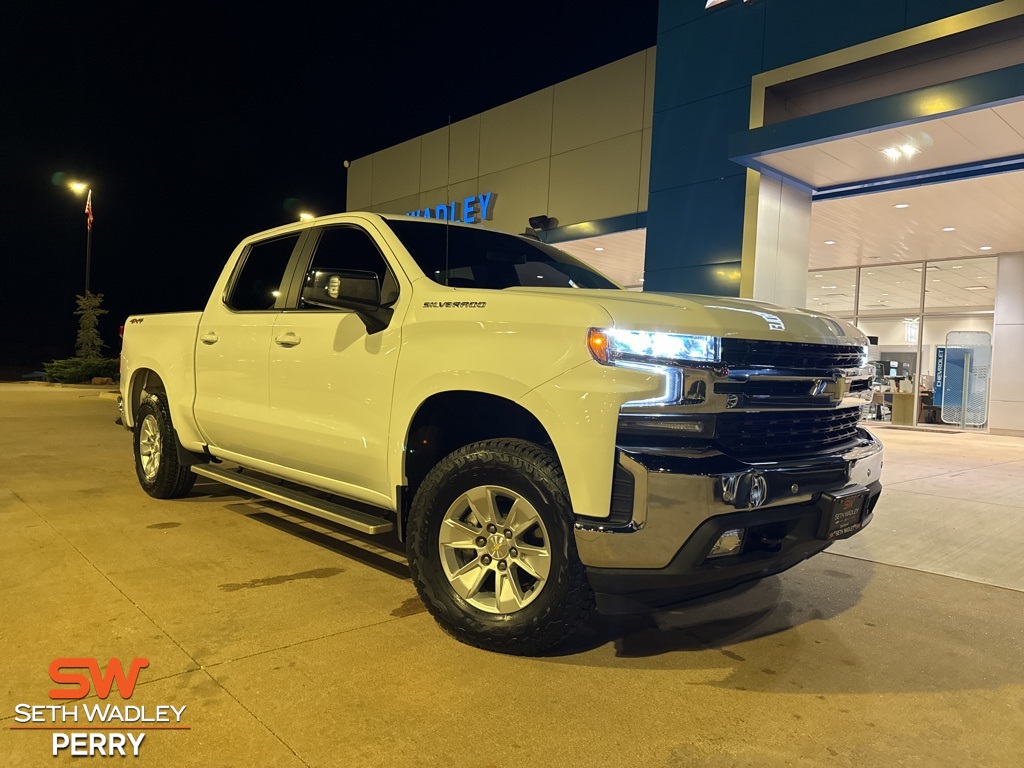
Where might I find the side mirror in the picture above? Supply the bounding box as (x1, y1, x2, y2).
(302, 270, 393, 333)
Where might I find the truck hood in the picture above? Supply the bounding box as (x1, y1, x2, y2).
(504, 288, 866, 346)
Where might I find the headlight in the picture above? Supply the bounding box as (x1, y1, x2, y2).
(587, 328, 720, 366)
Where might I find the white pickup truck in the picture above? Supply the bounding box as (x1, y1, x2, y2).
(119, 213, 883, 654)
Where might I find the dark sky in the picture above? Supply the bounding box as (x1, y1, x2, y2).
(1, 3, 659, 368)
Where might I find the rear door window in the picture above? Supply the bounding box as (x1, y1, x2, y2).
(228, 234, 301, 311)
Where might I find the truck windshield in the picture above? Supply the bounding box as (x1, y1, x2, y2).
(385, 219, 620, 290)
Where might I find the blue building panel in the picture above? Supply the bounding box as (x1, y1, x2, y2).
(644, 261, 745, 296)
(653, 4, 765, 111)
(905, 0, 1002, 28)
(645, 174, 746, 279)
(761, 0, 908, 71)
(649, 88, 752, 193)
(657, 0, 726, 34)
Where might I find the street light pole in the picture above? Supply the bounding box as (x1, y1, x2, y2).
(68, 182, 94, 294)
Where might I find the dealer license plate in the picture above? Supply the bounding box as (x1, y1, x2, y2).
(818, 486, 869, 540)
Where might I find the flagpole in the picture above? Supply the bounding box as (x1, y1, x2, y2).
(85, 222, 92, 294)
(84, 189, 93, 294)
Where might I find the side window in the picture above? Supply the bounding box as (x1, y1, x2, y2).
(301, 226, 397, 309)
(228, 235, 299, 311)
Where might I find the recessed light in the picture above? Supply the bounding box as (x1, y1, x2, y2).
(942, 227, 956, 232)
(824, 240, 836, 245)
(866, 271, 874, 275)
(933, 279, 941, 282)
(893, 203, 910, 209)
(822, 285, 837, 289)
(899, 144, 920, 157)
(979, 246, 992, 251)
(814, 274, 823, 277)
(881, 293, 889, 296)
(811, 297, 819, 300)
(964, 285, 988, 290)
(881, 147, 902, 160)
(594, 247, 605, 252)
(951, 265, 963, 269)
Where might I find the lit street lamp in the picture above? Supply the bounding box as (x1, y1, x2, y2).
(67, 181, 94, 294)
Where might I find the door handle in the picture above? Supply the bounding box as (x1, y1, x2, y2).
(274, 333, 301, 347)
(200, 332, 219, 345)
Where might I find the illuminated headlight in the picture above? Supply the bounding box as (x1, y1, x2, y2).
(587, 328, 720, 366)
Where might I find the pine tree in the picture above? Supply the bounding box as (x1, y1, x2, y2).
(74, 291, 108, 358)
(43, 291, 119, 383)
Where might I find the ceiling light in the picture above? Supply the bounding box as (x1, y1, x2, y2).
(964, 285, 988, 290)
(822, 285, 837, 289)
(811, 297, 819, 300)
(979, 246, 992, 251)
(933, 279, 941, 282)
(814, 273, 823, 277)
(899, 144, 920, 157)
(893, 203, 910, 209)
(881, 293, 889, 296)
(881, 147, 902, 160)
(866, 271, 874, 275)
(824, 240, 836, 245)
(594, 247, 605, 252)
(942, 227, 956, 232)
(951, 265, 963, 269)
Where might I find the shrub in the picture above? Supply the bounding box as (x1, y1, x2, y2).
(43, 356, 119, 384)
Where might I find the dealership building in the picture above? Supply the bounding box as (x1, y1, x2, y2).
(346, 0, 1024, 436)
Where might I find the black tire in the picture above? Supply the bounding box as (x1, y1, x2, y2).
(133, 393, 196, 499)
(407, 438, 594, 654)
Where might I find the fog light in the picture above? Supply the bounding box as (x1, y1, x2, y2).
(708, 529, 745, 558)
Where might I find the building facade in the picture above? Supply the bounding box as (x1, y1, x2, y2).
(347, 0, 1024, 435)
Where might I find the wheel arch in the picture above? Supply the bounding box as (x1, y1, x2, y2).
(399, 390, 556, 538)
(126, 368, 167, 427)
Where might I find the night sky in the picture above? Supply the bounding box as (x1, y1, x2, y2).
(1, 3, 659, 371)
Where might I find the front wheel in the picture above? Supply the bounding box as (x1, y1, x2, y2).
(133, 393, 196, 499)
(407, 439, 594, 654)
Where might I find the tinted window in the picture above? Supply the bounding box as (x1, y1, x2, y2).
(385, 219, 619, 290)
(301, 226, 397, 309)
(228, 235, 299, 311)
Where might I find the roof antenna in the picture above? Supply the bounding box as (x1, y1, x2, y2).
(445, 114, 451, 287)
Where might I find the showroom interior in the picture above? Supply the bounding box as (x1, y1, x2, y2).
(346, 0, 1024, 437)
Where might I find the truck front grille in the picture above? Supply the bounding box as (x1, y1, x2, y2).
(716, 406, 863, 461)
(720, 339, 866, 371)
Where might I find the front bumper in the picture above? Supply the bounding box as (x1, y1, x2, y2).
(574, 429, 883, 612)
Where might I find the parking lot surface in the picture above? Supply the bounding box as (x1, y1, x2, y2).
(2, 383, 1022, 767)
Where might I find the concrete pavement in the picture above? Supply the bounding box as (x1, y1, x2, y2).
(1, 383, 1022, 767)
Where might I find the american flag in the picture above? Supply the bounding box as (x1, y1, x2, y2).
(85, 190, 94, 232)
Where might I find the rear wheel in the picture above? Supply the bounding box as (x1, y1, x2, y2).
(133, 393, 196, 499)
(407, 439, 593, 654)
